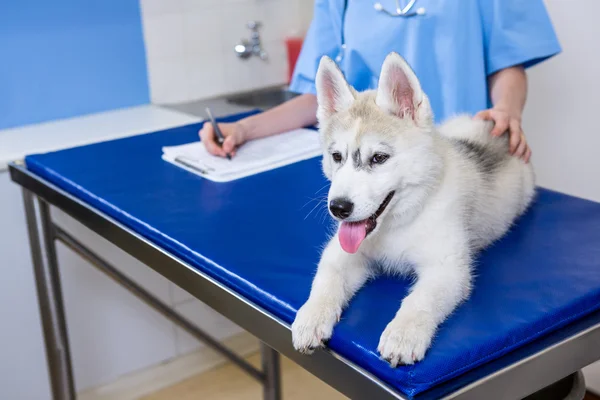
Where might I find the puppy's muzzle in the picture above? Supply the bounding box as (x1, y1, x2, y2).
(329, 198, 354, 219)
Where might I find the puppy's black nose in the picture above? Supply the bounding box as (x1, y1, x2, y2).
(329, 198, 354, 219)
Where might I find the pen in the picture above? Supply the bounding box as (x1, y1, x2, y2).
(174, 156, 208, 175)
(205, 107, 232, 160)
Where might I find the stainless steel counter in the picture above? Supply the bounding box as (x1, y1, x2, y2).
(160, 85, 299, 119)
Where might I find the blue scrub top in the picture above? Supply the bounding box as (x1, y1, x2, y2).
(289, 0, 561, 123)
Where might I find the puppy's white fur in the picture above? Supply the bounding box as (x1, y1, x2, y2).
(291, 52, 535, 366)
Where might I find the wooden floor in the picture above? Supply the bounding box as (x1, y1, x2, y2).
(141, 351, 347, 400)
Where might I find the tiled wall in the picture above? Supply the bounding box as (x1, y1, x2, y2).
(140, 0, 314, 104)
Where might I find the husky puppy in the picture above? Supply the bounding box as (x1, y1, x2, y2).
(291, 52, 535, 366)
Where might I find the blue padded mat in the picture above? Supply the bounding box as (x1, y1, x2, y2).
(24, 111, 600, 397)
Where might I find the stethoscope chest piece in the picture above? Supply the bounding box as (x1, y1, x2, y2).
(374, 0, 426, 17)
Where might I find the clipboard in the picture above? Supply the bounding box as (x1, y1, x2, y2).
(162, 128, 322, 182)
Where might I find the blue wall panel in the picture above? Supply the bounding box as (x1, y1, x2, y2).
(0, 0, 150, 130)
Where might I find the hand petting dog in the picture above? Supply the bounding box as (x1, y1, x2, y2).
(475, 107, 531, 163)
(475, 65, 531, 163)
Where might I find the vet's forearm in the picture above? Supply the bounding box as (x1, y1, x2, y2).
(488, 66, 527, 118)
(238, 94, 318, 141)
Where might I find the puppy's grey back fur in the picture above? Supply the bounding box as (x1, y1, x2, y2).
(437, 115, 536, 249)
(441, 116, 510, 177)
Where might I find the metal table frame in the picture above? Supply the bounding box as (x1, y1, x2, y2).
(9, 161, 600, 400)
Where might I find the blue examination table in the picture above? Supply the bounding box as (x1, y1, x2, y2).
(9, 110, 600, 400)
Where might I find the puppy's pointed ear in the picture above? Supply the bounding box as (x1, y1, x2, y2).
(316, 56, 355, 121)
(376, 52, 430, 123)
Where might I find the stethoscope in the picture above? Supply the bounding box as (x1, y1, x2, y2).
(373, 0, 426, 17)
(336, 0, 425, 62)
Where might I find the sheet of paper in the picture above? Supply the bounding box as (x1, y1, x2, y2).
(162, 128, 322, 182)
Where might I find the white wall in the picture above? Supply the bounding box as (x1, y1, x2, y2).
(523, 0, 600, 392)
(0, 104, 203, 398)
(0, 172, 245, 397)
(524, 0, 600, 202)
(141, 0, 314, 104)
(0, 173, 51, 400)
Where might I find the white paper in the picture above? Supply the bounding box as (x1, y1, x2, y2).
(162, 128, 322, 182)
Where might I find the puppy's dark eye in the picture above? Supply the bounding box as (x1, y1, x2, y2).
(370, 153, 389, 165)
(332, 152, 343, 163)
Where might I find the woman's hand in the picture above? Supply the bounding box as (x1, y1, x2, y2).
(477, 65, 531, 163)
(474, 107, 531, 163)
(197, 94, 319, 159)
(198, 121, 247, 158)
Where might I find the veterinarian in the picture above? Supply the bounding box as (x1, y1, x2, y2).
(200, 0, 561, 164)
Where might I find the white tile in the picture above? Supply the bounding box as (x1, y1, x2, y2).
(186, 52, 229, 100)
(220, 2, 266, 51)
(174, 299, 244, 355)
(296, 0, 315, 33)
(261, 0, 305, 41)
(140, 0, 185, 17)
(147, 58, 190, 104)
(51, 209, 181, 391)
(56, 243, 179, 391)
(0, 177, 52, 400)
(259, 40, 289, 87)
(182, 0, 222, 12)
(183, 9, 225, 56)
(223, 50, 269, 93)
(52, 210, 174, 305)
(142, 13, 186, 62)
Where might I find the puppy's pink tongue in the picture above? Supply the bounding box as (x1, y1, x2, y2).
(339, 221, 367, 253)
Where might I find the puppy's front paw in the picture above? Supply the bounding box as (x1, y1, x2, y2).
(377, 314, 435, 367)
(291, 301, 340, 355)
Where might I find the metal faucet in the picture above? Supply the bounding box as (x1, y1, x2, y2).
(234, 21, 268, 60)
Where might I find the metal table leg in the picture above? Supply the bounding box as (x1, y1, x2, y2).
(22, 187, 283, 400)
(261, 342, 282, 400)
(22, 190, 76, 400)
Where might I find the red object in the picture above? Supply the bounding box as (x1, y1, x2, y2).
(285, 36, 304, 84)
